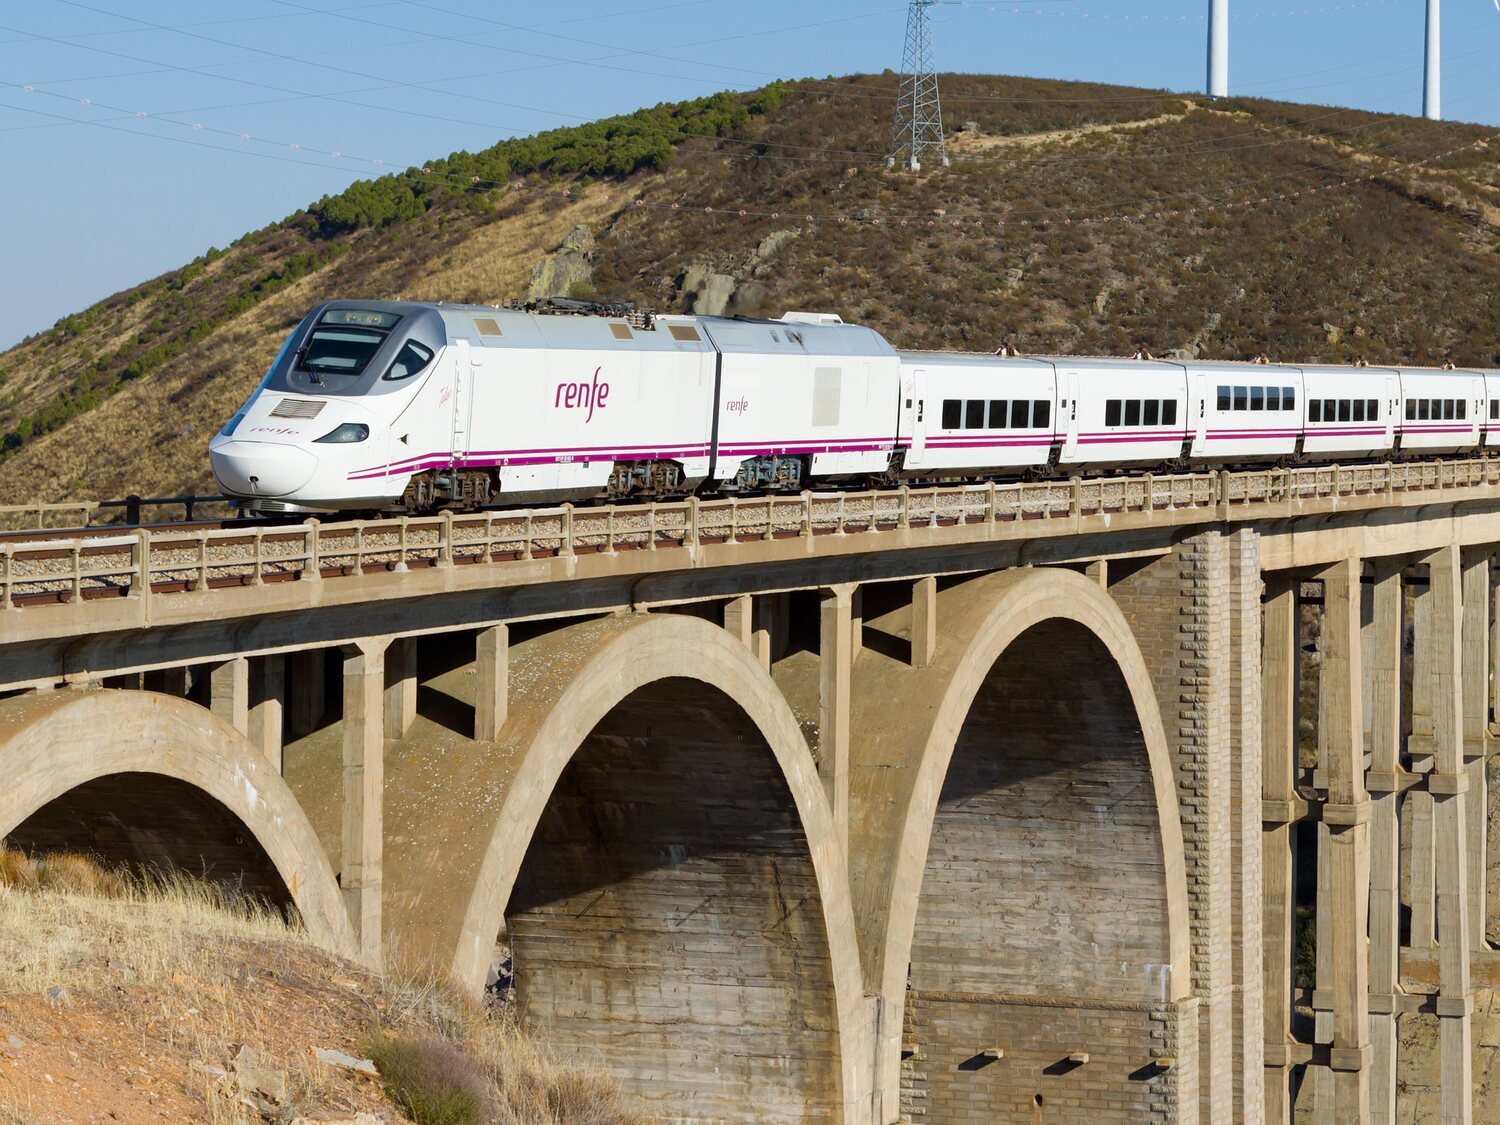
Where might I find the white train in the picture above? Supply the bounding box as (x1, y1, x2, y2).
(209, 299, 1500, 513)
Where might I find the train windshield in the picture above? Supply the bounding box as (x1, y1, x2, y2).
(296, 309, 403, 382)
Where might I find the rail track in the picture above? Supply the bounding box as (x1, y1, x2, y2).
(3, 458, 1498, 613)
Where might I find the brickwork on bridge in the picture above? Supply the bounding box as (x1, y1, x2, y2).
(1112, 533, 1238, 1119)
(9, 473, 1500, 1122)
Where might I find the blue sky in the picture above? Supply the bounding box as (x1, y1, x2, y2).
(2, 0, 1498, 350)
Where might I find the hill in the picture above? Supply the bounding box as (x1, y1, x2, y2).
(0, 849, 637, 1123)
(0, 73, 1497, 504)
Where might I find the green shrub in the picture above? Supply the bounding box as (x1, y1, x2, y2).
(366, 1029, 493, 1125)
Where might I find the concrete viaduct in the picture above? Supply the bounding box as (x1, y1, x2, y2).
(3, 462, 1500, 1122)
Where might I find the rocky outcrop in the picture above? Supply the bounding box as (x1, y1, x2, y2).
(527, 225, 596, 300)
(679, 227, 802, 316)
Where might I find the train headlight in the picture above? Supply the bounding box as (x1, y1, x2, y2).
(313, 422, 370, 444)
(219, 412, 245, 437)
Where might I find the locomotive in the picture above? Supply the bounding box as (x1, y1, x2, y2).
(208, 299, 1500, 514)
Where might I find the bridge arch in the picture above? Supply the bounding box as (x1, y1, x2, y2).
(445, 613, 866, 1124)
(0, 688, 352, 957)
(851, 566, 1190, 1121)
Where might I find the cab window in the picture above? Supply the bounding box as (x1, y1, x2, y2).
(383, 340, 435, 381)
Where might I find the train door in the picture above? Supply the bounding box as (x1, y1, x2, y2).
(1061, 369, 1080, 460)
(898, 365, 917, 449)
(449, 338, 474, 467)
(910, 367, 928, 460)
(1474, 379, 1484, 444)
(1191, 371, 1208, 450)
(1385, 376, 1397, 445)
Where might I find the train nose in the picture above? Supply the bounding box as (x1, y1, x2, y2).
(210, 441, 317, 497)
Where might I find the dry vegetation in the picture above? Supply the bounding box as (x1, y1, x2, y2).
(0, 72, 1496, 505)
(0, 846, 644, 1124)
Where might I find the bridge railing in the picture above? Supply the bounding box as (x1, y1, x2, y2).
(3, 460, 1499, 610)
(0, 494, 234, 532)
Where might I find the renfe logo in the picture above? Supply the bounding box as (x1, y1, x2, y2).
(725, 396, 750, 414)
(555, 367, 610, 423)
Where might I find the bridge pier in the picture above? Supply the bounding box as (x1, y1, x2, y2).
(819, 585, 854, 850)
(1318, 557, 1372, 1121)
(249, 655, 284, 770)
(341, 639, 386, 966)
(209, 657, 249, 735)
(1112, 531, 1237, 1120)
(1262, 573, 1297, 1124)
(1461, 551, 1489, 953)
(1367, 560, 1403, 1125)
(384, 638, 416, 740)
(289, 648, 326, 737)
(1427, 544, 1474, 1125)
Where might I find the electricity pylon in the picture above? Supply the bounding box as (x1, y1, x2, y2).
(888, 0, 950, 171)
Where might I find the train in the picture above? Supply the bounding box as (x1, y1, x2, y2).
(208, 298, 1500, 514)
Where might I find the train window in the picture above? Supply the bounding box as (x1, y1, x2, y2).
(1233, 386, 1248, 411)
(1338, 400, 1352, 422)
(1352, 400, 1366, 422)
(1144, 400, 1160, 425)
(1124, 400, 1142, 426)
(1217, 386, 1231, 411)
(1458, 401, 1467, 420)
(382, 340, 434, 381)
(989, 400, 1007, 428)
(1323, 399, 1336, 421)
(1444, 400, 1456, 420)
(1309, 400, 1322, 422)
(965, 400, 985, 429)
(1265, 387, 1280, 411)
(942, 400, 961, 429)
(1163, 400, 1178, 425)
(1282, 387, 1295, 411)
(1492, 401, 1500, 420)
(1367, 399, 1378, 420)
(1407, 400, 1417, 420)
(299, 326, 386, 378)
(1250, 387, 1264, 411)
(1105, 400, 1122, 427)
(1033, 401, 1051, 428)
(1011, 400, 1030, 429)
(1419, 400, 1431, 420)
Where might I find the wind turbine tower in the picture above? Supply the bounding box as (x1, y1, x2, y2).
(1208, 0, 1229, 98)
(888, 0, 950, 171)
(1424, 0, 1441, 119)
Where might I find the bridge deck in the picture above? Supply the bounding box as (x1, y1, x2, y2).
(4, 459, 1500, 653)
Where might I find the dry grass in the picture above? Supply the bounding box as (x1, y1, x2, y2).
(0, 845, 648, 1123)
(371, 968, 650, 1125)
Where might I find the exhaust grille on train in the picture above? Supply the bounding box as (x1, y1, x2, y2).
(270, 399, 326, 419)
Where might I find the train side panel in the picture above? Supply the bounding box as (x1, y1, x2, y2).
(901, 355, 1057, 475)
(1485, 373, 1500, 448)
(1188, 364, 1304, 462)
(1397, 368, 1484, 455)
(1299, 366, 1396, 458)
(460, 311, 717, 500)
(1056, 359, 1189, 469)
(701, 318, 900, 484)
